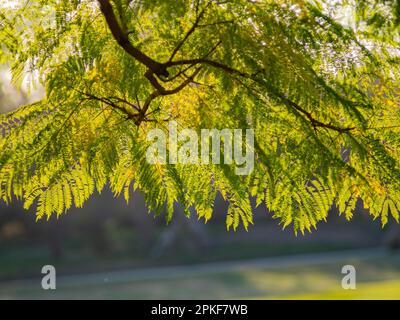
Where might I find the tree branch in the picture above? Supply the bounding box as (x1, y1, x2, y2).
(98, 0, 351, 134)
(167, 0, 212, 62)
(97, 0, 169, 77)
(138, 68, 202, 125)
(77, 90, 139, 120)
(165, 58, 248, 77)
(271, 88, 355, 134)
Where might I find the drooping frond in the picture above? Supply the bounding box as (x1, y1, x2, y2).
(1, 0, 400, 232)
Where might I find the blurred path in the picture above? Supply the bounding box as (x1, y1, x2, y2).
(0, 247, 389, 288)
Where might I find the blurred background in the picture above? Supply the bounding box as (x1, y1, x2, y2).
(1, 68, 400, 300)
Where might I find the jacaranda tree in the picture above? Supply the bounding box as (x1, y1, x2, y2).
(1, 0, 400, 233)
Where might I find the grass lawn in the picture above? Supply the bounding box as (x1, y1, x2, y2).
(0, 250, 399, 299)
(284, 280, 400, 299)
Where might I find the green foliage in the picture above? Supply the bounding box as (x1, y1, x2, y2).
(1, 0, 400, 233)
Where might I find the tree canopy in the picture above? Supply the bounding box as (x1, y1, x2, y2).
(1, 0, 400, 233)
